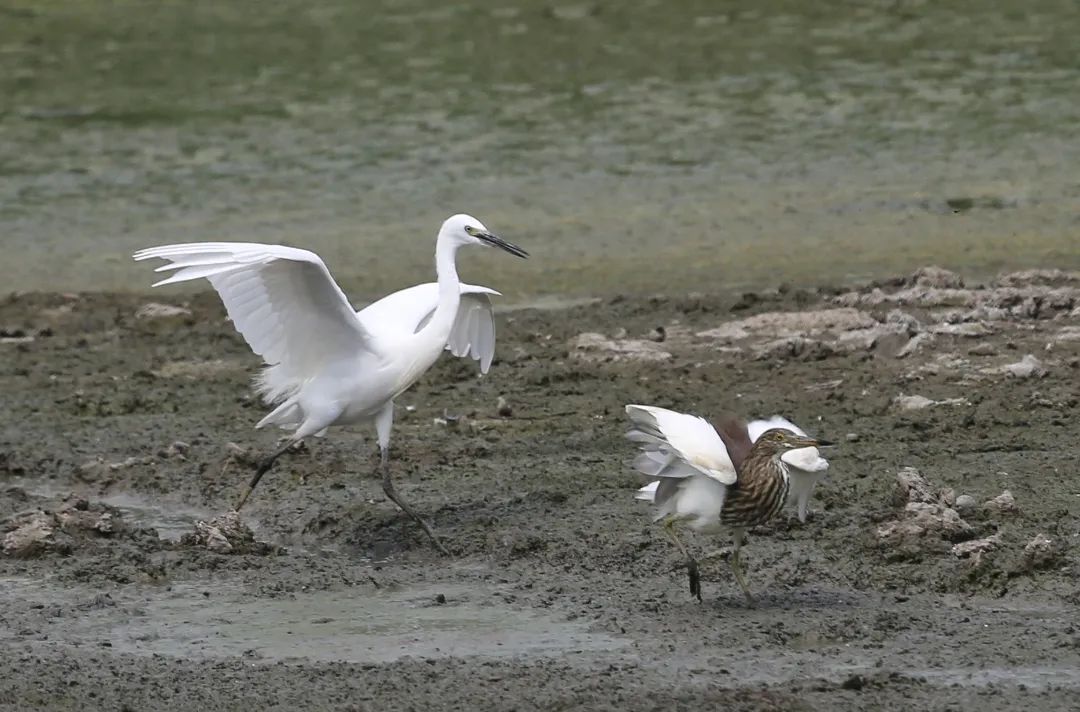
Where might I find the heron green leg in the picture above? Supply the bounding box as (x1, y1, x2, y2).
(663, 516, 701, 602)
(729, 534, 756, 607)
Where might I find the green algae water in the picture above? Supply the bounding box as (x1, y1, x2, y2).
(1, 0, 1078, 300)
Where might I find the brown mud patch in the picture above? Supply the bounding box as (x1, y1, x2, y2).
(1, 268, 1079, 710)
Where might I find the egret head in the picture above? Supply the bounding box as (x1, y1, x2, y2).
(440, 214, 528, 258)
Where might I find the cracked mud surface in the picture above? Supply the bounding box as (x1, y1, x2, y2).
(2, 268, 1079, 710)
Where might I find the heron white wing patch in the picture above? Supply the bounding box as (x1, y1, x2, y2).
(745, 415, 830, 523)
(625, 404, 737, 485)
(779, 444, 830, 524)
(780, 446, 829, 472)
(635, 481, 659, 502)
(747, 415, 807, 442)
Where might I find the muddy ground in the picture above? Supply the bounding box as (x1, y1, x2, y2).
(1, 268, 1079, 711)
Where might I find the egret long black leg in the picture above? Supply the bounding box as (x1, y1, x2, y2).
(374, 401, 449, 555)
(378, 446, 449, 555)
(234, 440, 297, 511)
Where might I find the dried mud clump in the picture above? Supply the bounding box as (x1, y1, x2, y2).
(877, 467, 976, 559)
(2, 497, 135, 558)
(134, 302, 192, 320)
(994, 355, 1047, 379)
(1017, 533, 1066, 573)
(180, 511, 281, 555)
(696, 306, 903, 361)
(951, 534, 1002, 564)
(982, 490, 1020, 516)
(569, 267, 1080, 385)
(875, 468, 1065, 584)
(570, 332, 672, 363)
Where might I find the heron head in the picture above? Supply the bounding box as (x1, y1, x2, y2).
(440, 214, 529, 258)
(754, 427, 828, 454)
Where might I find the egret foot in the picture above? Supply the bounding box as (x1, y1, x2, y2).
(379, 455, 449, 556)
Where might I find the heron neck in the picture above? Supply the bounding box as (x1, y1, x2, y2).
(741, 447, 790, 485)
(421, 234, 462, 339)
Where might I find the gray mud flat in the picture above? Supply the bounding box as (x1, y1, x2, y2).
(2, 268, 1080, 710)
(1, 576, 624, 664)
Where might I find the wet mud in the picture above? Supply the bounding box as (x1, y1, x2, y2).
(2, 268, 1080, 710)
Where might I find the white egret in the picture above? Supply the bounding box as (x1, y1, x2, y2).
(626, 405, 830, 602)
(133, 214, 528, 554)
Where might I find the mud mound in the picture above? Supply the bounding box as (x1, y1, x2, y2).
(2, 495, 157, 558)
(180, 511, 282, 555)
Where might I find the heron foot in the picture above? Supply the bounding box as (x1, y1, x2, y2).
(729, 548, 756, 607)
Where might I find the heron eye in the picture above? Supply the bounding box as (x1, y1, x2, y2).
(464, 225, 477, 236)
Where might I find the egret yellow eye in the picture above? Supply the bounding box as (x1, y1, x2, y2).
(464, 225, 477, 236)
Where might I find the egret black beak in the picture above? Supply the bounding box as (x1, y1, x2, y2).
(479, 231, 529, 259)
(815, 438, 835, 448)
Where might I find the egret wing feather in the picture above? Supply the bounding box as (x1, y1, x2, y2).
(358, 282, 500, 374)
(448, 291, 497, 373)
(133, 242, 376, 386)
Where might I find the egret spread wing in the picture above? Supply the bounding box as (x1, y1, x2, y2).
(447, 290, 498, 373)
(355, 283, 440, 335)
(133, 242, 377, 379)
(357, 282, 500, 374)
(625, 405, 737, 485)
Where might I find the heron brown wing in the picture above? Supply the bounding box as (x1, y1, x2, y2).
(714, 414, 753, 475)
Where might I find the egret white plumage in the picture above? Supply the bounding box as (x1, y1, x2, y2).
(133, 214, 528, 554)
(626, 405, 830, 603)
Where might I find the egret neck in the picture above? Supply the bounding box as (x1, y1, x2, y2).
(422, 229, 464, 344)
(390, 230, 464, 395)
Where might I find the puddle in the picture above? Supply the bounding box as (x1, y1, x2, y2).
(908, 666, 1080, 690)
(817, 658, 1080, 692)
(1, 578, 625, 664)
(7, 478, 208, 543)
(97, 492, 205, 543)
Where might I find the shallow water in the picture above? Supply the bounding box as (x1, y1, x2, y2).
(2, 1, 1078, 298)
(1, 576, 625, 663)
(9, 477, 209, 543)
(5, 570, 1079, 691)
